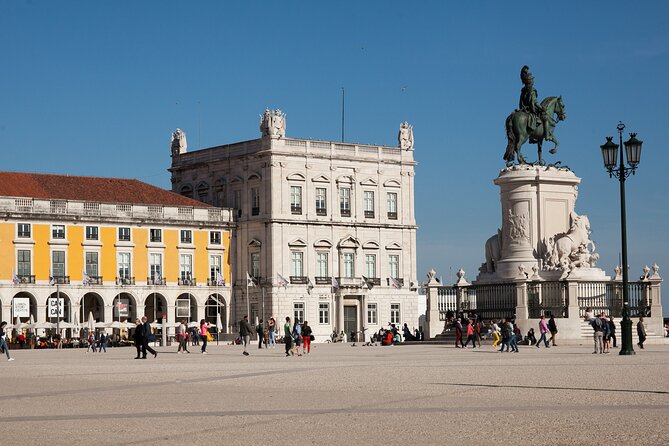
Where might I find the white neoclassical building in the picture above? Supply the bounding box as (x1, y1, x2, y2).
(169, 111, 419, 340)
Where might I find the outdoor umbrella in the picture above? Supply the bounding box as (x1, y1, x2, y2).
(72, 312, 79, 336)
(87, 312, 95, 333)
(216, 313, 223, 334)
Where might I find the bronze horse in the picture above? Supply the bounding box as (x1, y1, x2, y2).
(504, 96, 566, 165)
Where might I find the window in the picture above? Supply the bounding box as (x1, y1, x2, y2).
(180, 230, 192, 244)
(291, 251, 303, 277)
(364, 191, 375, 218)
(118, 227, 131, 242)
(210, 255, 222, 281)
(365, 254, 376, 278)
(251, 187, 260, 216)
(210, 231, 222, 245)
(390, 303, 401, 325)
(17, 223, 31, 238)
(387, 192, 398, 219)
(316, 252, 329, 278)
(291, 186, 302, 214)
(367, 303, 378, 325)
(17, 250, 31, 276)
(150, 229, 162, 243)
(150, 253, 162, 281)
(180, 254, 193, 280)
(85, 252, 99, 277)
(339, 188, 351, 216)
(319, 303, 330, 324)
(118, 252, 131, 279)
(315, 188, 327, 215)
(343, 253, 354, 278)
(233, 189, 242, 217)
(52, 225, 65, 239)
(52, 251, 65, 277)
(389, 255, 400, 279)
(250, 252, 260, 279)
(85, 226, 98, 241)
(294, 302, 305, 324)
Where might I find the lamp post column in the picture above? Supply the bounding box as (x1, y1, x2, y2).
(617, 123, 634, 355)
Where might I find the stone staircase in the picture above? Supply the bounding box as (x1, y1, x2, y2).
(580, 320, 667, 344)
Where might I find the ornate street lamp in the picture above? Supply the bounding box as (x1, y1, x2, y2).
(600, 121, 643, 355)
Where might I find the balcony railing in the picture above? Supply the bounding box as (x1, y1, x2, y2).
(386, 277, 404, 287)
(252, 207, 260, 216)
(116, 277, 135, 286)
(316, 208, 327, 216)
(337, 277, 362, 288)
(315, 276, 331, 285)
(290, 276, 309, 285)
(178, 278, 197, 286)
(207, 278, 226, 286)
(87, 276, 103, 285)
(52, 275, 70, 285)
(147, 277, 166, 286)
(16, 274, 35, 284)
(366, 277, 381, 286)
(340, 209, 351, 217)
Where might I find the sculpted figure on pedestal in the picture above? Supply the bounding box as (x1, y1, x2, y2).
(259, 109, 286, 138)
(504, 66, 567, 165)
(542, 212, 598, 271)
(170, 128, 187, 156)
(398, 121, 414, 150)
(483, 229, 502, 273)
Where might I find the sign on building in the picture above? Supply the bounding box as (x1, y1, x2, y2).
(48, 297, 65, 318)
(114, 299, 129, 318)
(13, 297, 30, 318)
(176, 299, 190, 318)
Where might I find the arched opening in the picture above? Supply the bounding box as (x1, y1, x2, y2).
(175, 293, 198, 323)
(144, 293, 167, 324)
(80, 293, 105, 324)
(11, 292, 37, 323)
(205, 294, 227, 333)
(45, 291, 72, 323)
(112, 292, 137, 324)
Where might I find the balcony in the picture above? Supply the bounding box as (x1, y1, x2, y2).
(316, 208, 327, 216)
(52, 275, 70, 285)
(116, 277, 135, 286)
(364, 210, 375, 218)
(387, 212, 398, 220)
(340, 209, 351, 217)
(178, 278, 197, 286)
(386, 277, 404, 287)
(315, 276, 331, 285)
(290, 276, 309, 285)
(207, 278, 226, 286)
(291, 205, 302, 215)
(146, 277, 166, 286)
(87, 276, 103, 285)
(16, 274, 35, 284)
(336, 277, 362, 288)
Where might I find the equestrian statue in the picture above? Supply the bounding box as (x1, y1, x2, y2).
(504, 66, 567, 165)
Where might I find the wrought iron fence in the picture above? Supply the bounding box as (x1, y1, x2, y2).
(528, 281, 567, 318)
(577, 281, 650, 318)
(437, 287, 457, 321)
(464, 284, 516, 320)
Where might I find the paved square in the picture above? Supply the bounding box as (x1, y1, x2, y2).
(1, 343, 667, 445)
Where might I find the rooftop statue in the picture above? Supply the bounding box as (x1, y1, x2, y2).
(170, 128, 187, 156)
(259, 108, 286, 138)
(503, 66, 566, 165)
(398, 121, 414, 150)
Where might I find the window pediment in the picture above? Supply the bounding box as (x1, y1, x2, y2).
(230, 176, 243, 184)
(287, 173, 306, 182)
(248, 238, 262, 248)
(288, 238, 307, 248)
(385, 242, 402, 250)
(362, 241, 379, 249)
(313, 239, 332, 248)
(336, 175, 354, 185)
(360, 178, 377, 187)
(337, 235, 359, 249)
(383, 179, 401, 188)
(311, 175, 330, 183)
(248, 172, 262, 182)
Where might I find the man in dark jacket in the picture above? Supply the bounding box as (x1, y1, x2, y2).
(239, 315, 252, 356)
(141, 316, 157, 359)
(608, 317, 617, 348)
(637, 316, 647, 349)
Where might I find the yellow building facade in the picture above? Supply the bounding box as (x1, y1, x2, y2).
(0, 173, 235, 334)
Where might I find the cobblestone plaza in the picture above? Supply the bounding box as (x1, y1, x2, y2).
(1, 343, 667, 445)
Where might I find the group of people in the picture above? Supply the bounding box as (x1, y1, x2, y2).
(584, 308, 648, 353)
(85, 332, 109, 353)
(131, 316, 158, 359)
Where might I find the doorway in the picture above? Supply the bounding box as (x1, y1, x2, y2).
(344, 305, 358, 341)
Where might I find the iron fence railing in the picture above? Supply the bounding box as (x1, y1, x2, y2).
(528, 281, 567, 318)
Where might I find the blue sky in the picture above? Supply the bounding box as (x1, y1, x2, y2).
(2, 1, 668, 307)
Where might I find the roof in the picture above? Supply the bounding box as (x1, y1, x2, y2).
(0, 172, 210, 208)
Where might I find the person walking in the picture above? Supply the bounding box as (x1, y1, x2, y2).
(474, 318, 482, 347)
(256, 320, 264, 349)
(454, 318, 464, 348)
(0, 321, 14, 361)
(491, 319, 501, 349)
(548, 315, 558, 346)
(239, 315, 252, 356)
(302, 321, 313, 355)
(199, 319, 209, 354)
(86, 331, 97, 353)
(292, 318, 303, 356)
(284, 317, 293, 357)
(177, 320, 190, 354)
(508, 320, 519, 352)
(268, 317, 276, 348)
(499, 318, 510, 352)
(141, 316, 157, 359)
(536, 315, 550, 348)
(132, 319, 143, 359)
(589, 312, 605, 354)
(609, 317, 617, 348)
(98, 333, 107, 353)
(637, 316, 647, 349)
(602, 315, 611, 353)
(464, 320, 476, 348)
